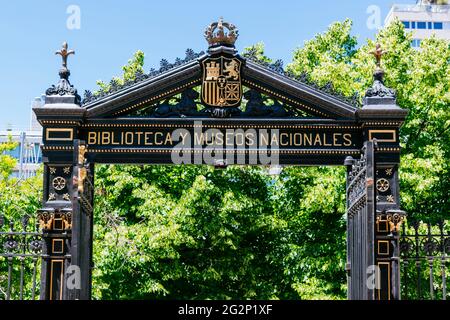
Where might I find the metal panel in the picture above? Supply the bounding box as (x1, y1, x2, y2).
(346, 141, 376, 300)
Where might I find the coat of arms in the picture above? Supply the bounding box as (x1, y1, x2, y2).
(201, 57, 242, 108)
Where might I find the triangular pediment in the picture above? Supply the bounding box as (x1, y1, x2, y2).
(82, 49, 358, 120)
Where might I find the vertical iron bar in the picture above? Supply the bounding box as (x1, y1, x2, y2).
(404, 260, 409, 300)
(31, 257, 38, 300)
(19, 257, 24, 300)
(7, 256, 13, 300)
(401, 222, 407, 300)
(429, 257, 434, 300)
(439, 220, 446, 301)
(426, 223, 434, 300)
(442, 258, 446, 301)
(19, 221, 26, 300)
(414, 223, 421, 299)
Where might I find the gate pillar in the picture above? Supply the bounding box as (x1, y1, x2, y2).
(354, 44, 408, 300)
(33, 43, 89, 300)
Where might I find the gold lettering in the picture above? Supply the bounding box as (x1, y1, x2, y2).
(145, 132, 153, 145)
(343, 133, 352, 147)
(135, 132, 143, 145)
(88, 132, 96, 145)
(155, 132, 164, 145)
(180, 132, 188, 144)
(323, 133, 332, 147)
(294, 133, 302, 146)
(235, 132, 244, 146)
(314, 134, 322, 146)
(280, 133, 289, 146)
(303, 133, 312, 146)
(102, 132, 111, 145)
(111, 132, 120, 145)
(216, 132, 224, 145)
(125, 132, 133, 145)
(333, 133, 342, 147)
(165, 132, 173, 145)
(226, 132, 234, 146)
(205, 132, 214, 146)
(271, 133, 279, 146)
(260, 132, 269, 146)
(194, 132, 205, 145)
(246, 132, 255, 146)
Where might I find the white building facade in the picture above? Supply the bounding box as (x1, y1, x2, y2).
(385, 0, 450, 48)
(0, 97, 44, 178)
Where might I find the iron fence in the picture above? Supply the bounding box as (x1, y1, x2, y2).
(0, 213, 43, 300)
(400, 219, 450, 300)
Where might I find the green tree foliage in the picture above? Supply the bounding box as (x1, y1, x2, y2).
(96, 50, 145, 94)
(0, 137, 42, 299)
(288, 19, 449, 221)
(90, 19, 448, 299)
(1, 18, 448, 300)
(92, 165, 346, 299)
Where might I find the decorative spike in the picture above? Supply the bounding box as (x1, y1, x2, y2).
(21, 215, 30, 231)
(185, 48, 195, 60)
(80, 49, 204, 105)
(159, 59, 170, 70)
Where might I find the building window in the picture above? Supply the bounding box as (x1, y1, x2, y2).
(433, 22, 443, 30)
(402, 21, 410, 29)
(411, 39, 421, 48)
(417, 22, 426, 29)
(411, 21, 416, 29)
(428, 22, 432, 29)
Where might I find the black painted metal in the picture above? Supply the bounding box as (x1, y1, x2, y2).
(400, 220, 450, 300)
(0, 213, 43, 300)
(66, 140, 94, 300)
(345, 141, 376, 300)
(15, 23, 409, 300)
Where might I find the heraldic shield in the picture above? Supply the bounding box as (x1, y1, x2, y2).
(201, 56, 242, 108)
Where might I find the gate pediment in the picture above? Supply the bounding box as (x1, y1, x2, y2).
(82, 51, 358, 120)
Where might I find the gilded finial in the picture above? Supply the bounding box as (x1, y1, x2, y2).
(364, 43, 396, 99)
(204, 18, 239, 47)
(370, 43, 386, 69)
(56, 42, 75, 69)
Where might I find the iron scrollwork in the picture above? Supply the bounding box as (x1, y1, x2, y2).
(148, 88, 295, 119)
(399, 219, 450, 300)
(0, 213, 43, 261)
(345, 148, 368, 217)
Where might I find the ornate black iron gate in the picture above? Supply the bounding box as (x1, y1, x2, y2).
(1, 19, 411, 300)
(345, 141, 376, 300)
(400, 220, 450, 300)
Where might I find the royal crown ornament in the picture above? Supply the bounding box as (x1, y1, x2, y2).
(204, 17, 239, 47)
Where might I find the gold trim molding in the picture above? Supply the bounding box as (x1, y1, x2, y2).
(368, 129, 396, 142)
(46, 128, 74, 141)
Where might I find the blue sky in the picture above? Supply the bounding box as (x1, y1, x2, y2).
(0, 0, 413, 129)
